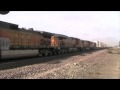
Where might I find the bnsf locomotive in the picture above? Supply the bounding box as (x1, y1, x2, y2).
(0, 21, 107, 60)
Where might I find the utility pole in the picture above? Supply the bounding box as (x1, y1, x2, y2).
(119, 41, 120, 47)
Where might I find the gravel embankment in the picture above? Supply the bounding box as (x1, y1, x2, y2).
(0, 49, 119, 79)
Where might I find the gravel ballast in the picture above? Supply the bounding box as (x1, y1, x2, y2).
(0, 49, 120, 79)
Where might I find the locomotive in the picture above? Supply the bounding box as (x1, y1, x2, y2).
(0, 21, 107, 60)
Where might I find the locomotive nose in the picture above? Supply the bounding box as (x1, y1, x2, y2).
(0, 11, 10, 15)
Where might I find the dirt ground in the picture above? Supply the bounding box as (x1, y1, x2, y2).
(0, 48, 120, 79)
(34, 48, 120, 79)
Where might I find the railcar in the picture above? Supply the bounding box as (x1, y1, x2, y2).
(94, 41, 108, 49)
(0, 21, 108, 60)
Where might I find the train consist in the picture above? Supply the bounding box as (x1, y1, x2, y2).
(0, 21, 108, 60)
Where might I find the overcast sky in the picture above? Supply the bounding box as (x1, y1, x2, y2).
(0, 11, 120, 46)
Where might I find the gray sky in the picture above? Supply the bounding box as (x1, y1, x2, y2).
(0, 11, 120, 46)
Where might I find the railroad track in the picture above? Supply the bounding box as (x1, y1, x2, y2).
(0, 49, 100, 70)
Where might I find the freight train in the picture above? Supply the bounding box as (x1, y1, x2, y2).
(0, 21, 108, 60)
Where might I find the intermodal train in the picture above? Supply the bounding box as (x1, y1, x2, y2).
(0, 21, 108, 60)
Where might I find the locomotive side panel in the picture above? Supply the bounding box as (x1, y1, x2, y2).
(89, 42, 96, 49)
(0, 28, 44, 49)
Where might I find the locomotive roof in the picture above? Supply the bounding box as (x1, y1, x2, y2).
(0, 21, 18, 26)
(0, 21, 18, 29)
(54, 34, 68, 38)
